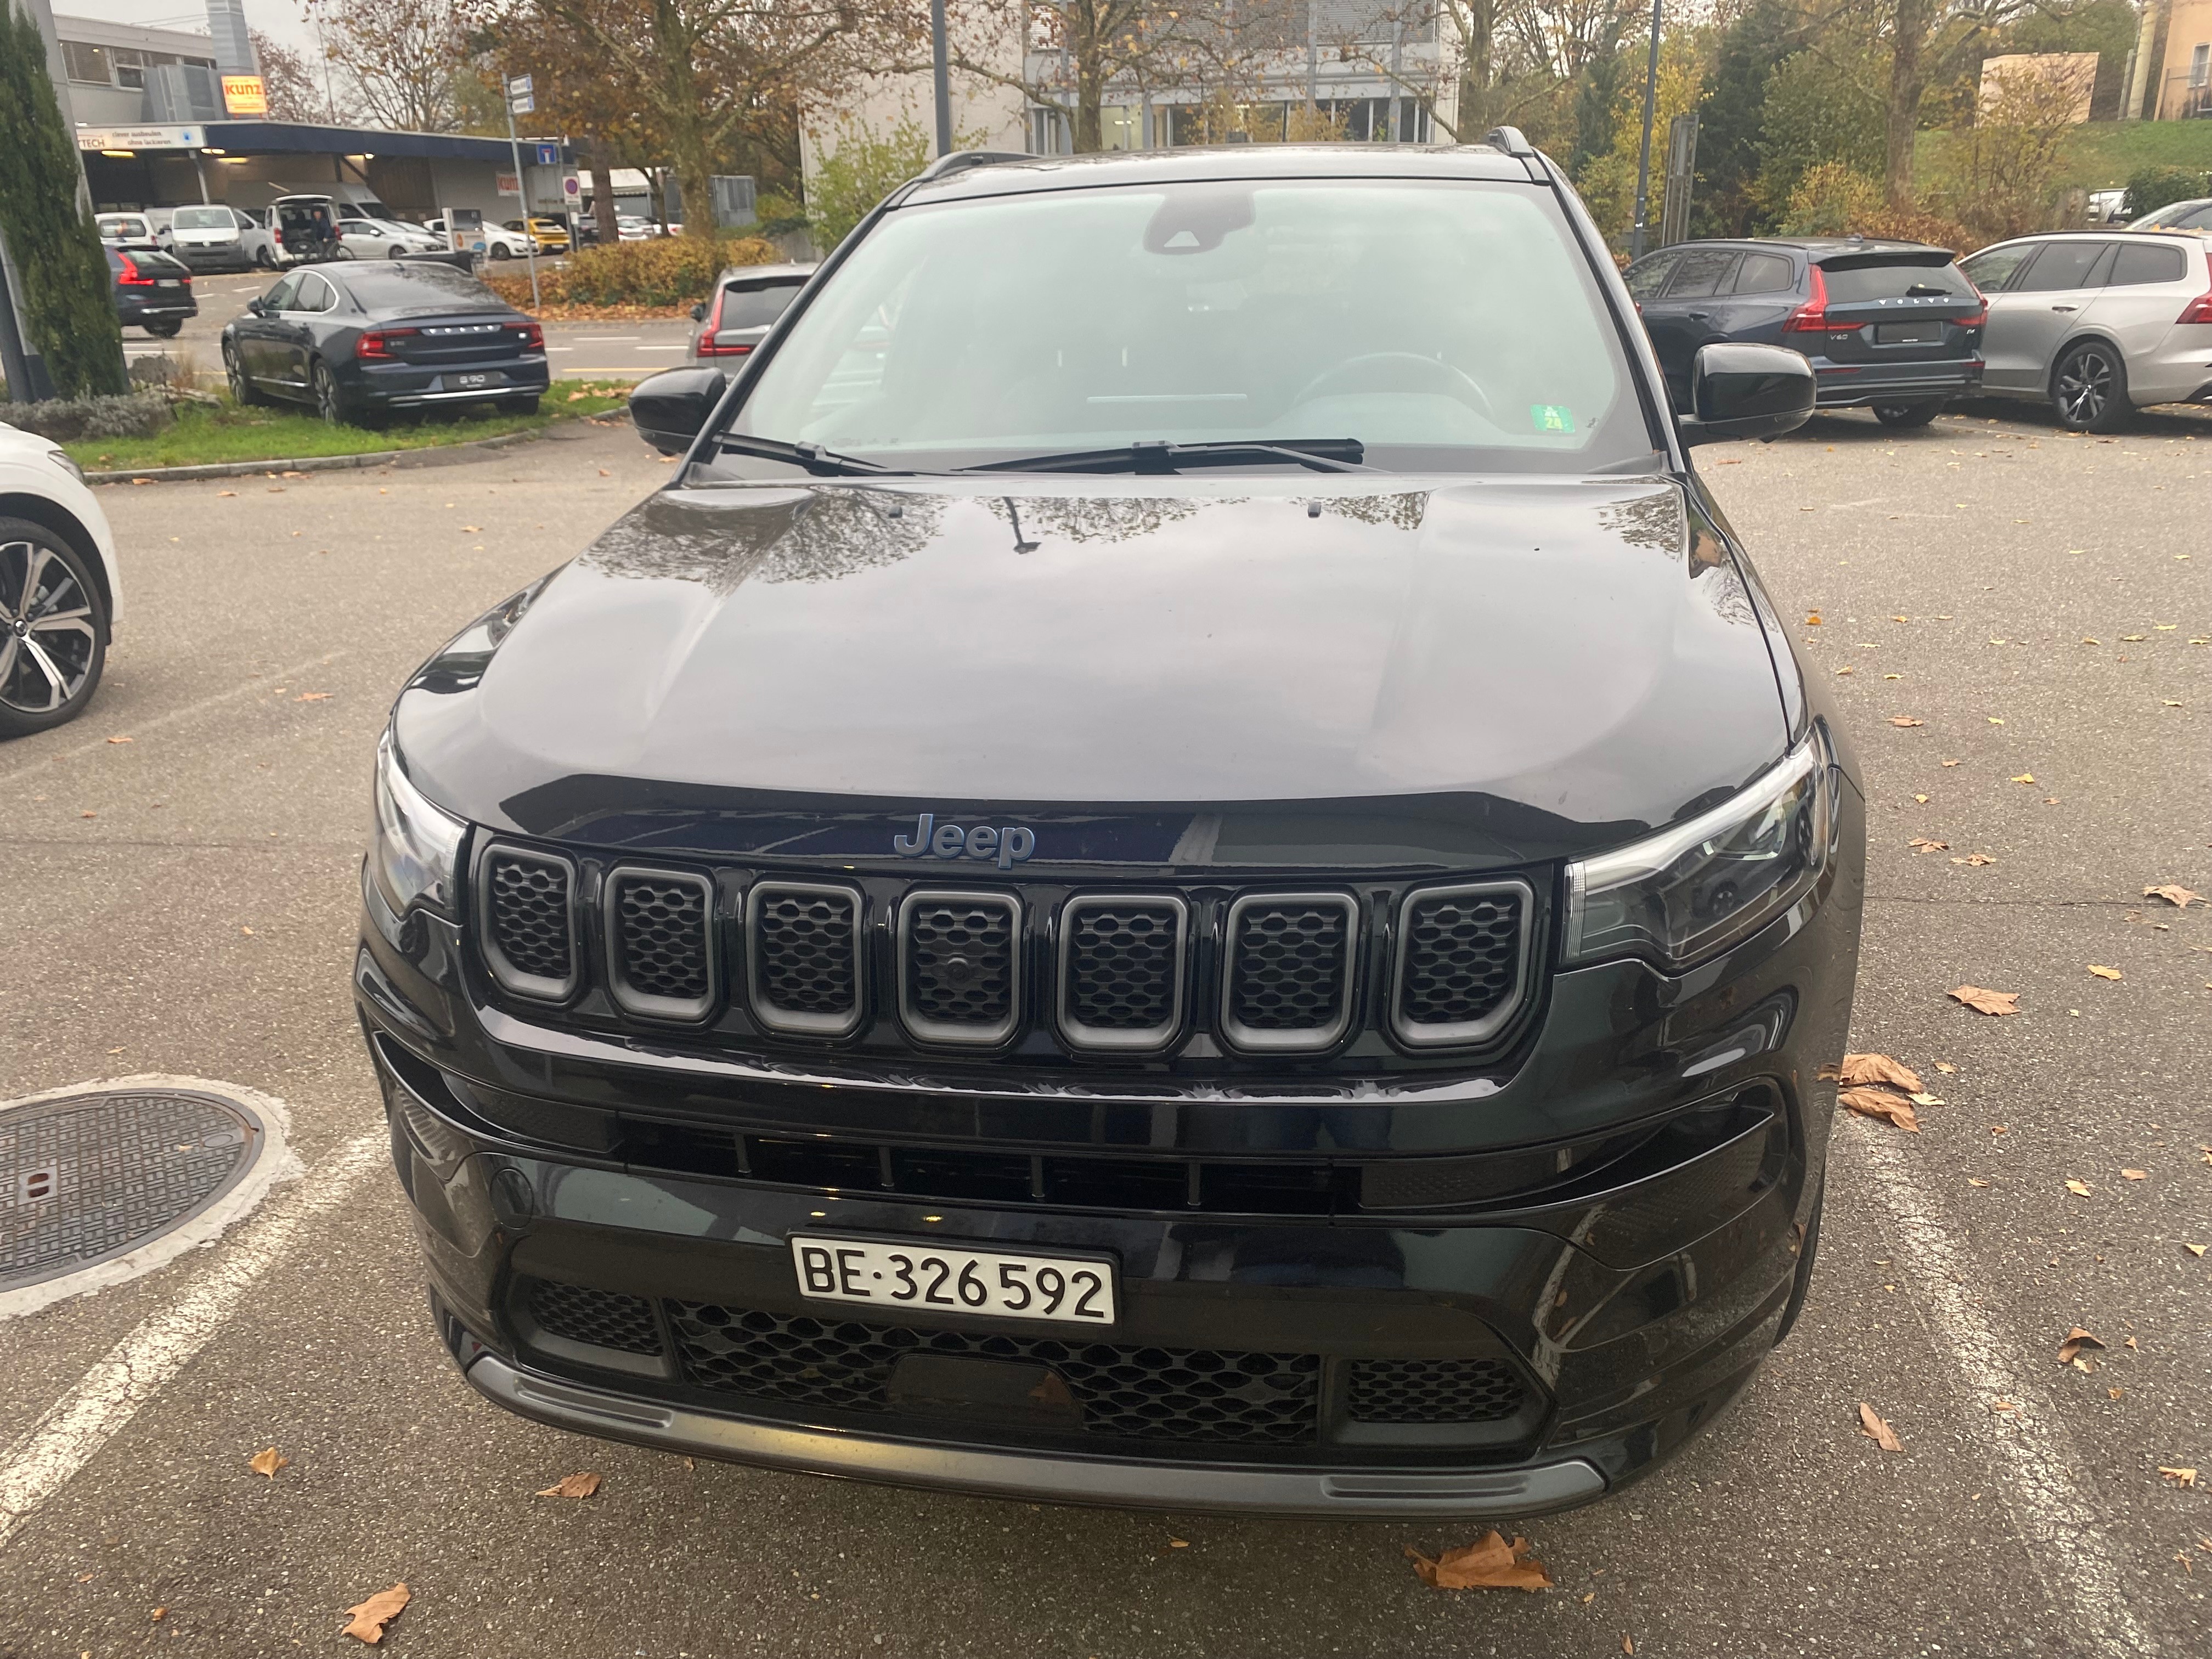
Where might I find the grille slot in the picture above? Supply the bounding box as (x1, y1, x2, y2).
(1389, 880, 1533, 1049)
(898, 891, 1020, 1046)
(605, 867, 716, 1021)
(1057, 895, 1188, 1052)
(525, 1278, 663, 1357)
(746, 881, 865, 1038)
(669, 1304, 1321, 1444)
(1219, 892, 1358, 1053)
(1346, 1357, 1528, 1424)
(478, 847, 577, 1000)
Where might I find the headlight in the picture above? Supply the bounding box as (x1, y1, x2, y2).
(369, 726, 466, 922)
(1564, 726, 1837, 970)
(46, 449, 84, 484)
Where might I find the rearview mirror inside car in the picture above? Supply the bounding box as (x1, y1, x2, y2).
(630, 367, 729, 456)
(1680, 343, 1816, 447)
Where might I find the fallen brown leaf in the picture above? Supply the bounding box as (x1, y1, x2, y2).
(1888, 716, 1925, 727)
(106, 735, 132, 744)
(216, 489, 236, 497)
(1934, 1060, 1959, 1073)
(1950, 853, 1997, 866)
(341, 1584, 410, 1644)
(1968, 1177, 1991, 1188)
(2185, 1244, 2207, 1257)
(1404, 1533, 1553, 1592)
(2067, 1179, 2092, 1197)
(1941, 758, 1961, 767)
(2087, 965, 2123, 981)
(1839, 1085, 1919, 1131)
(1805, 612, 1822, 625)
(249, 1447, 289, 1479)
(2057, 1328, 2106, 1366)
(1841, 1053, 1925, 1092)
(535, 1472, 601, 1499)
(2122, 1169, 2148, 1180)
(1167, 1537, 1189, 1548)
(1858, 1402, 1903, 1452)
(1623, 1639, 1636, 1656)
(2160, 1468, 2199, 1489)
(294, 692, 332, 702)
(1950, 985, 2020, 1015)
(2010, 772, 2036, 783)
(1909, 837, 1949, 853)
(2145, 885, 2203, 909)
(151, 1607, 166, 1621)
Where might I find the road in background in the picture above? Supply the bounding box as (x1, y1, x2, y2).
(0, 405, 2205, 1657)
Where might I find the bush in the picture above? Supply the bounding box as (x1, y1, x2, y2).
(481, 235, 780, 310)
(2121, 165, 2208, 222)
(3, 390, 174, 442)
(1780, 163, 1979, 255)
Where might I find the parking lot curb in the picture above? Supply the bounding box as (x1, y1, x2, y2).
(83, 420, 619, 486)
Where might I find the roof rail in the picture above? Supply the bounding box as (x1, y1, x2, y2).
(917, 150, 1032, 181)
(1483, 126, 1536, 158)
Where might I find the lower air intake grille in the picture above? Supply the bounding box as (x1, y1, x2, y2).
(669, 1304, 1321, 1444)
(481, 848, 576, 998)
(607, 868, 715, 1019)
(526, 1279, 663, 1356)
(1221, 893, 1356, 1052)
(1391, 881, 1531, 1048)
(747, 882, 863, 1037)
(1058, 896, 1186, 1051)
(1346, 1357, 1527, 1424)
(900, 892, 1020, 1045)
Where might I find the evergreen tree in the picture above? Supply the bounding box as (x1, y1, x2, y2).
(0, 2, 125, 399)
(1695, 0, 1798, 237)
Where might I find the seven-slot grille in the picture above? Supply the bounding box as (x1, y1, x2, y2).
(1390, 880, 1533, 1048)
(1219, 892, 1357, 1053)
(474, 851, 1537, 1057)
(899, 891, 1020, 1046)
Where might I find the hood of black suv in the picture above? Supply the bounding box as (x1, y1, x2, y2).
(394, 475, 1791, 870)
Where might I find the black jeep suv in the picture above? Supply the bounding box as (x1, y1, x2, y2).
(359, 138, 1860, 1519)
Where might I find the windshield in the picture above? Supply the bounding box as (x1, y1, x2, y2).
(723, 177, 1651, 474)
(171, 207, 234, 230)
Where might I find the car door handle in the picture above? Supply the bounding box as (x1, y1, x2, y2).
(2050, 303, 2078, 312)
(1687, 311, 1712, 321)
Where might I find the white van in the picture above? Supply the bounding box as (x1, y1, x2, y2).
(164, 204, 255, 270)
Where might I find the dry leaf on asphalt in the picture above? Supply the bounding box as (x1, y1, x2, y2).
(1909, 838, 1949, 853)
(1839, 1086, 1918, 1131)
(1404, 1533, 1553, 1591)
(248, 1447, 289, 1479)
(1951, 853, 1997, 866)
(1623, 1639, 1636, 1655)
(2057, 1328, 2106, 1366)
(2160, 1468, 2199, 1489)
(1951, 985, 2020, 1015)
(535, 1472, 601, 1499)
(2067, 1180, 2092, 1197)
(2087, 965, 2124, 981)
(2185, 1244, 2207, 1257)
(2145, 885, 2203, 909)
(2123, 1169, 2148, 1181)
(1888, 716, 1926, 727)
(1934, 1060, 1959, 1073)
(1805, 612, 1822, 625)
(105, 735, 132, 744)
(2010, 772, 2036, 783)
(341, 1584, 410, 1644)
(1858, 1403, 1903, 1452)
(1841, 1053, 1925, 1092)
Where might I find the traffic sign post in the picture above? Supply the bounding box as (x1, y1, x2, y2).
(503, 74, 540, 312)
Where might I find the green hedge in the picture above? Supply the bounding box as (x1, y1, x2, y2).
(482, 235, 781, 309)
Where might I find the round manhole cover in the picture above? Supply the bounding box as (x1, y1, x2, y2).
(1, 1081, 290, 1306)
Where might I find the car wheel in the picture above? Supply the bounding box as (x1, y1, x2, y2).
(1871, 400, 1942, 428)
(254, 246, 274, 268)
(490, 242, 512, 260)
(223, 343, 268, 406)
(312, 360, 353, 426)
(387, 245, 407, 259)
(0, 520, 109, 740)
(143, 318, 183, 338)
(499, 394, 541, 416)
(2052, 340, 2130, 433)
(1773, 1178, 1824, 1347)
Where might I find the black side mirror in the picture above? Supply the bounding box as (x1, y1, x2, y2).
(1679, 342, 1816, 446)
(689, 301, 707, 322)
(245, 297, 265, 315)
(630, 366, 728, 455)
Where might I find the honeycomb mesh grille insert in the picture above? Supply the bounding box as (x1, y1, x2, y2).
(527, 1278, 663, 1356)
(1396, 888, 1525, 1030)
(485, 853, 573, 986)
(1063, 901, 1182, 1034)
(669, 1304, 1321, 1444)
(1346, 1357, 1528, 1424)
(611, 873, 712, 1003)
(1228, 899, 1352, 1032)
(905, 896, 1016, 1028)
(751, 885, 859, 1017)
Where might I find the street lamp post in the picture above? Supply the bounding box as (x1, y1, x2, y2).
(1629, 0, 1662, 261)
(930, 0, 952, 155)
(504, 72, 541, 313)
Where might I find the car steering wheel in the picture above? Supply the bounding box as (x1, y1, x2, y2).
(1292, 352, 1496, 423)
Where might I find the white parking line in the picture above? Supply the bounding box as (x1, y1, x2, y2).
(571, 335, 640, 342)
(1847, 1119, 2155, 1656)
(0, 1127, 386, 1551)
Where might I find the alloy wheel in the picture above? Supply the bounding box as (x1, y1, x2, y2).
(2055, 347, 2113, 429)
(225, 345, 247, 402)
(0, 540, 99, 715)
(314, 364, 343, 425)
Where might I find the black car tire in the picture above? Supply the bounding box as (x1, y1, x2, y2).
(143, 318, 184, 338)
(254, 246, 274, 268)
(1871, 400, 1942, 428)
(499, 394, 541, 416)
(224, 342, 268, 406)
(0, 519, 109, 740)
(1773, 1177, 1825, 1347)
(490, 242, 513, 261)
(312, 360, 356, 426)
(2052, 340, 2130, 433)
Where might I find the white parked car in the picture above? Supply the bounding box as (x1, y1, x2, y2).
(236, 206, 289, 268)
(424, 218, 537, 259)
(335, 217, 448, 259)
(162, 203, 255, 271)
(95, 212, 162, 247)
(0, 427, 123, 738)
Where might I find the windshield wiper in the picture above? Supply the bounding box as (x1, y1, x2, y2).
(713, 433, 905, 476)
(962, 438, 1371, 475)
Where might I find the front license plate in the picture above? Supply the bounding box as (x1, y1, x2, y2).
(791, 1235, 1118, 1327)
(1877, 321, 1941, 345)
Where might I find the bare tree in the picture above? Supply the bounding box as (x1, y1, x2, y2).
(303, 0, 473, 132)
(945, 1, 1217, 153)
(249, 29, 326, 122)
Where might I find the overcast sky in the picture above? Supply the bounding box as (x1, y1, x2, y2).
(55, 0, 319, 58)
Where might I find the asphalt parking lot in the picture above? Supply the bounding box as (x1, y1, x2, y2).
(125, 269, 695, 380)
(1, 400, 2207, 1658)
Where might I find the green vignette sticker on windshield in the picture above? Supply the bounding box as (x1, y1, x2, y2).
(1530, 404, 1577, 435)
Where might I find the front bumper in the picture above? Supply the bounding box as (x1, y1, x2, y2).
(355, 778, 1863, 1516)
